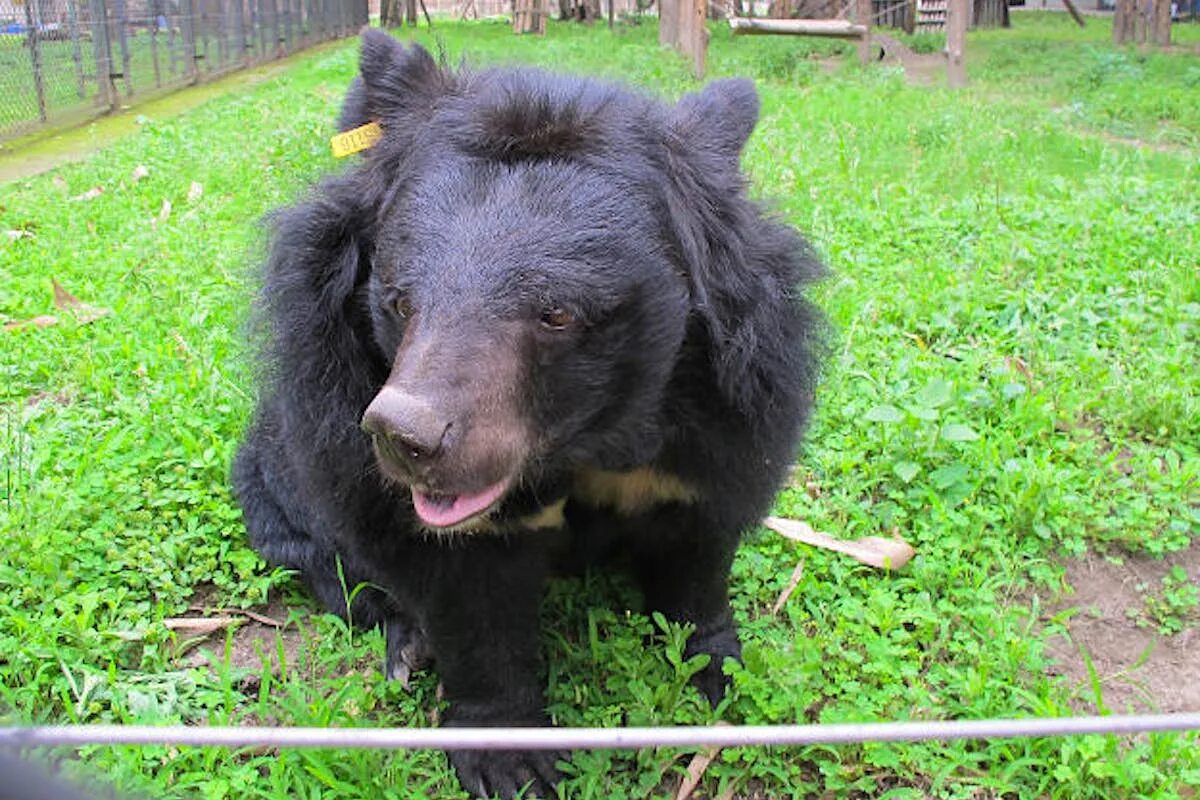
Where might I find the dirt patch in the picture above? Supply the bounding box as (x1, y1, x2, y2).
(1044, 541, 1200, 713)
(175, 590, 312, 683)
(874, 33, 947, 86)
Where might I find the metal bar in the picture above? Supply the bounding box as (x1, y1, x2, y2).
(255, 0, 266, 57)
(3, 714, 1199, 752)
(23, 0, 48, 122)
(219, 0, 230, 68)
(167, 0, 179, 77)
(232, 0, 247, 65)
(89, 0, 118, 110)
(67, 0, 87, 99)
(180, 0, 198, 81)
(112, 0, 132, 96)
(284, 0, 294, 52)
(150, 0, 162, 88)
(200, 0, 211, 71)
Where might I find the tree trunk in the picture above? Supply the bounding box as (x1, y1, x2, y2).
(381, 0, 399, 26)
(856, 0, 871, 64)
(1151, 0, 1171, 44)
(1113, 0, 1135, 43)
(660, 0, 679, 44)
(946, 0, 968, 87)
(405, 0, 417, 24)
(1133, 0, 1148, 41)
(514, 0, 544, 32)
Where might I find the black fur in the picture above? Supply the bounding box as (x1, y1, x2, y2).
(233, 29, 826, 799)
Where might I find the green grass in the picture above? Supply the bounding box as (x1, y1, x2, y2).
(2, 12, 1199, 799)
(0, 16, 345, 138)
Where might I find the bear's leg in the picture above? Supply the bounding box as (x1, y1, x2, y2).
(630, 508, 742, 706)
(405, 533, 562, 798)
(232, 434, 429, 680)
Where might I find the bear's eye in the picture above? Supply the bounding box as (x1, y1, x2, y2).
(395, 296, 414, 320)
(539, 308, 574, 331)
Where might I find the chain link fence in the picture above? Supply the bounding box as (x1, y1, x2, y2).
(1, 0, 368, 141)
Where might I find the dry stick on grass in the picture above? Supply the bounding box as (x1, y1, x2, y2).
(674, 722, 730, 800)
(187, 605, 285, 628)
(771, 559, 806, 615)
(764, 517, 915, 570)
(163, 616, 243, 637)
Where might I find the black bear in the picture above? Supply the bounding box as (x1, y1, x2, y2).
(232, 29, 826, 798)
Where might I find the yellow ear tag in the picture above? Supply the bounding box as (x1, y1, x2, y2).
(330, 121, 384, 158)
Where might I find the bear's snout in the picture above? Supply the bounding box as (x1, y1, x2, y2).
(361, 386, 450, 467)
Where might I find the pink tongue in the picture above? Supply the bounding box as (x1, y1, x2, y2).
(412, 480, 509, 528)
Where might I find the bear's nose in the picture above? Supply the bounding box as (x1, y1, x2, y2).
(361, 387, 450, 462)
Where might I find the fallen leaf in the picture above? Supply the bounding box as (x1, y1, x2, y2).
(764, 516, 916, 571)
(24, 391, 72, 408)
(163, 616, 242, 637)
(70, 186, 104, 202)
(186, 181, 203, 203)
(4, 315, 59, 332)
(158, 198, 172, 222)
(674, 727, 728, 800)
(1006, 355, 1035, 389)
(52, 279, 111, 324)
(5, 229, 33, 241)
(771, 559, 805, 616)
(131, 164, 150, 182)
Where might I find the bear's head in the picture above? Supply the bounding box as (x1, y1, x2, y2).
(345, 32, 767, 530)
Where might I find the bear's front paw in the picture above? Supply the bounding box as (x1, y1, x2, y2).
(448, 748, 563, 799)
(686, 625, 742, 706)
(383, 617, 432, 687)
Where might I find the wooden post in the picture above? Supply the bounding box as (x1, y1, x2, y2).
(946, 0, 967, 87)
(856, 0, 871, 64)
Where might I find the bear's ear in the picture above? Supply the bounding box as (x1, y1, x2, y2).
(349, 30, 452, 129)
(337, 75, 370, 131)
(661, 78, 824, 415)
(670, 78, 760, 164)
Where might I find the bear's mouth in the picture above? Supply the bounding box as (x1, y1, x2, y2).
(411, 478, 511, 529)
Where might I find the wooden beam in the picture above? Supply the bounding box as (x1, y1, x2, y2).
(728, 16, 866, 38)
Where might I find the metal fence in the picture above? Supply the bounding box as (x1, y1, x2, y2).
(1, 0, 368, 141)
